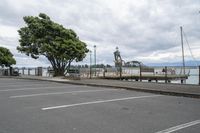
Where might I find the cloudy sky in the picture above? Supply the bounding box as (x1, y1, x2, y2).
(0, 0, 199, 67)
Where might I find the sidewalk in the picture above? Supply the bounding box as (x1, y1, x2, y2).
(6, 75, 200, 98)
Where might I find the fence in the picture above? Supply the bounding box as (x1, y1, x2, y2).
(0, 66, 199, 85)
(79, 66, 200, 85)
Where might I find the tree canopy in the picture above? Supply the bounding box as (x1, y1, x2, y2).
(17, 13, 89, 76)
(0, 47, 16, 67)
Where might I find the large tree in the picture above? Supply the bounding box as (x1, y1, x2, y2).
(0, 47, 16, 67)
(17, 13, 89, 76)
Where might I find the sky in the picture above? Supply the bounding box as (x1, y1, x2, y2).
(0, 0, 199, 67)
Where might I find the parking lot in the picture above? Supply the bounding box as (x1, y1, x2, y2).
(0, 78, 200, 133)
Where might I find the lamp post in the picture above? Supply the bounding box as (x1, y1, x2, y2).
(94, 45, 96, 76)
(89, 50, 92, 79)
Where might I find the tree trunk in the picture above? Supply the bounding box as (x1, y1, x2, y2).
(53, 67, 65, 77)
(47, 57, 67, 77)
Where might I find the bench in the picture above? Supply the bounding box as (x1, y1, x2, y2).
(66, 69, 80, 80)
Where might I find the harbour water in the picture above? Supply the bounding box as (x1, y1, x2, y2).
(185, 68, 199, 85)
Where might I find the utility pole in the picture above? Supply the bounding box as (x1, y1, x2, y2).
(180, 26, 186, 75)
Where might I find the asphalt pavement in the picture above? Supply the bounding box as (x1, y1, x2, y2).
(11, 75, 200, 98)
(0, 78, 200, 133)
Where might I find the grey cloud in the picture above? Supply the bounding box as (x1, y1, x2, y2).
(0, 1, 20, 26)
(0, 0, 199, 66)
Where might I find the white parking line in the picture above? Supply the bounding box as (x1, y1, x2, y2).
(0, 86, 63, 92)
(42, 95, 161, 110)
(10, 89, 120, 98)
(0, 83, 51, 88)
(155, 120, 200, 133)
(0, 85, 85, 92)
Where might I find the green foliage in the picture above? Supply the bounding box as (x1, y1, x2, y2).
(17, 13, 89, 76)
(0, 47, 16, 67)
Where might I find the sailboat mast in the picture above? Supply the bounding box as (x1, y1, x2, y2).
(180, 26, 185, 75)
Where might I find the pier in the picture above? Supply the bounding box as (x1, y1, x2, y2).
(99, 73, 188, 83)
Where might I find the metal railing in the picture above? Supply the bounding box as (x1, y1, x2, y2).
(1, 66, 199, 85)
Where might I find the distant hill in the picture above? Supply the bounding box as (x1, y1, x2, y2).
(146, 60, 200, 67)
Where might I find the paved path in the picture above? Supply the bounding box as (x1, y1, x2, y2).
(4, 75, 200, 98)
(71, 79, 200, 98)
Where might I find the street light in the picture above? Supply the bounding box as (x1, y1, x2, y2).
(89, 50, 92, 79)
(94, 45, 96, 76)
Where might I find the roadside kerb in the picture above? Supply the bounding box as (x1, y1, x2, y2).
(4, 76, 200, 99)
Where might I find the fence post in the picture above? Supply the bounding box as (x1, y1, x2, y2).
(119, 66, 122, 80)
(165, 66, 167, 83)
(9, 67, 13, 76)
(35, 68, 37, 76)
(103, 67, 105, 78)
(139, 65, 142, 81)
(28, 68, 30, 75)
(22, 68, 24, 75)
(89, 67, 92, 79)
(199, 66, 200, 85)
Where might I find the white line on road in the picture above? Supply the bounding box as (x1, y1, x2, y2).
(0, 83, 52, 88)
(0, 85, 86, 92)
(42, 95, 161, 110)
(155, 120, 200, 133)
(0, 86, 64, 92)
(10, 89, 120, 98)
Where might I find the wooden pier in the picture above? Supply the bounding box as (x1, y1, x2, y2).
(99, 74, 188, 83)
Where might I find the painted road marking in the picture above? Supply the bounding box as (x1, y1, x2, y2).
(10, 89, 120, 98)
(42, 95, 161, 110)
(0, 83, 52, 88)
(0, 85, 86, 92)
(0, 86, 65, 92)
(155, 120, 200, 133)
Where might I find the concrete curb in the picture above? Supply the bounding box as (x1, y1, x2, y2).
(3, 76, 200, 99)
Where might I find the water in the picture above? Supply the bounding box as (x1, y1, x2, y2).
(186, 68, 199, 85)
